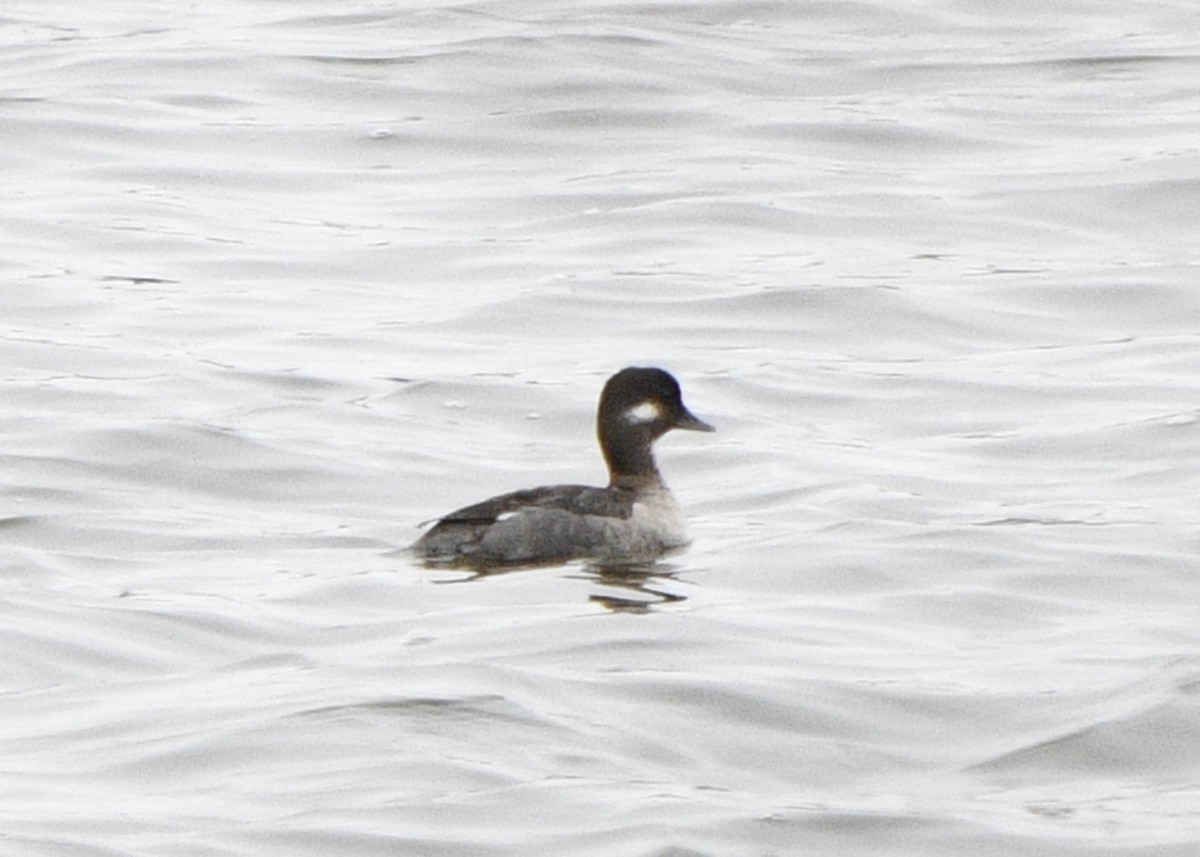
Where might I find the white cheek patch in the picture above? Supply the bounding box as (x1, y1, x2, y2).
(625, 401, 662, 425)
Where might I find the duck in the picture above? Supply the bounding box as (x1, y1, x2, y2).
(413, 366, 713, 568)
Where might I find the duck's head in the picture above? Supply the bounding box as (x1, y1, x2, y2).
(597, 366, 713, 483)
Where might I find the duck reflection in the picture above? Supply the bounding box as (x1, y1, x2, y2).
(429, 560, 688, 613)
(580, 561, 688, 613)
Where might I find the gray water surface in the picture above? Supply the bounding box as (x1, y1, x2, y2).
(3, 1, 1199, 854)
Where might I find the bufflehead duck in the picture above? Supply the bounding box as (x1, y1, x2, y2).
(414, 367, 714, 568)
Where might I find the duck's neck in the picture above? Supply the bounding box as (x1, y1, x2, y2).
(600, 427, 663, 488)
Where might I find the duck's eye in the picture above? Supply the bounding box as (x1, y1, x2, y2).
(624, 401, 662, 425)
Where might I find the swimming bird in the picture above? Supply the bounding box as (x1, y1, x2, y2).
(413, 367, 714, 568)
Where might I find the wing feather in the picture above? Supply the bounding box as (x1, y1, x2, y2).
(413, 484, 635, 565)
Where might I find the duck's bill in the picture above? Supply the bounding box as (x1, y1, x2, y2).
(674, 408, 715, 432)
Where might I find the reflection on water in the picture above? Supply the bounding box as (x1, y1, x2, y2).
(427, 558, 689, 612)
(580, 561, 689, 613)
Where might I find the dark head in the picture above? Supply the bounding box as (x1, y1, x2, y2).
(597, 367, 714, 486)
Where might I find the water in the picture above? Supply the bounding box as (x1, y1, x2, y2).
(2, 1, 1199, 854)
